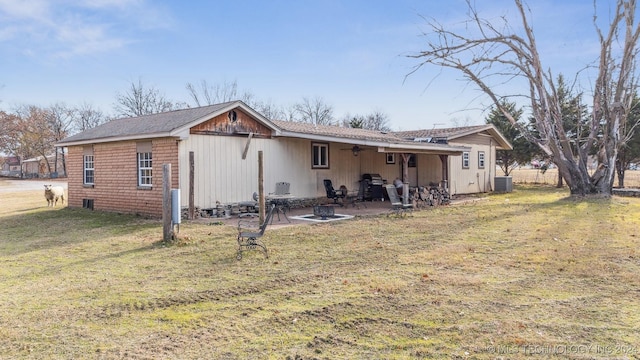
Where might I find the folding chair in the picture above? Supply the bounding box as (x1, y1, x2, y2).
(384, 184, 413, 216)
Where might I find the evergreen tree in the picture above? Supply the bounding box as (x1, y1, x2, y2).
(616, 94, 640, 187)
(485, 101, 538, 176)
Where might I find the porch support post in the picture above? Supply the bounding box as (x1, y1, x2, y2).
(400, 153, 410, 204)
(439, 155, 449, 190)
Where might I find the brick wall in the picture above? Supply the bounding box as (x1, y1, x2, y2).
(67, 138, 179, 218)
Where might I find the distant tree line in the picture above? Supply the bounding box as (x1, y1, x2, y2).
(0, 78, 391, 176)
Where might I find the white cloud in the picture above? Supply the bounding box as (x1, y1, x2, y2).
(0, 0, 171, 58)
(0, 0, 50, 21)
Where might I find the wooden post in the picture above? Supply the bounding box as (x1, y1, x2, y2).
(242, 132, 254, 160)
(258, 151, 265, 224)
(439, 155, 449, 191)
(188, 151, 195, 220)
(163, 164, 172, 242)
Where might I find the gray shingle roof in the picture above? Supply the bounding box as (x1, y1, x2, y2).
(394, 124, 512, 150)
(56, 101, 509, 151)
(271, 120, 411, 144)
(58, 102, 234, 144)
(393, 125, 490, 140)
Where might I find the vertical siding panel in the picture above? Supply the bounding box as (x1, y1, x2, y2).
(449, 133, 494, 194)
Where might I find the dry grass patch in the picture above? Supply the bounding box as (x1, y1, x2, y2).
(0, 183, 639, 359)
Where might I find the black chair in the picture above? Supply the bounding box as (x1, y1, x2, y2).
(236, 203, 275, 260)
(323, 179, 346, 206)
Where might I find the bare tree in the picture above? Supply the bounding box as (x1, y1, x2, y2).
(342, 110, 392, 131)
(185, 79, 239, 107)
(73, 102, 107, 133)
(13, 105, 57, 174)
(0, 111, 21, 157)
(409, 0, 640, 196)
(292, 96, 334, 125)
(114, 78, 174, 117)
(364, 110, 392, 131)
(48, 103, 75, 175)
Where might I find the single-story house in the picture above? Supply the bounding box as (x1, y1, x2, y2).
(20, 154, 66, 178)
(1, 156, 21, 177)
(56, 101, 511, 218)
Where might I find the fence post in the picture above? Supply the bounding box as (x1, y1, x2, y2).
(189, 151, 195, 220)
(258, 151, 265, 224)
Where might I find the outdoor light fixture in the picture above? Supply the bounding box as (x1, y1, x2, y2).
(352, 145, 361, 156)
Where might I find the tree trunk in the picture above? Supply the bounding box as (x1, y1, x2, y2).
(555, 156, 596, 196)
(556, 170, 563, 188)
(616, 157, 626, 188)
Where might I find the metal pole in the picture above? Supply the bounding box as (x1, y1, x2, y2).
(163, 164, 172, 242)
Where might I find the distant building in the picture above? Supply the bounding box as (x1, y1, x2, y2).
(20, 154, 66, 178)
(1, 156, 21, 177)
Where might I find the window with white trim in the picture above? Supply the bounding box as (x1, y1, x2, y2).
(462, 151, 470, 169)
(312, 142, 329, 169)
(83, 155, 94, 185)
(137, 152, 153, 187)
(478, 151, 485, 169)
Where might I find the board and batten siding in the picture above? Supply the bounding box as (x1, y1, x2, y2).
(415, 155, 445, 186)
(448, 133, 496, 195)
(178, 136, 406, 209)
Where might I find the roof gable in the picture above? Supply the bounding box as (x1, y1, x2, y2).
(57, 101, 278, 146)
(191, 108, 273, 137)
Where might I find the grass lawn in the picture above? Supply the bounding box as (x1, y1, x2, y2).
(1, 185, 639, 359)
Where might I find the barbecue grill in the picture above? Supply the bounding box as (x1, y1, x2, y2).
(362, 173, 385, 201)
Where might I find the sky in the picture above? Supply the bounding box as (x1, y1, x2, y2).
(0, 0, 621, 131)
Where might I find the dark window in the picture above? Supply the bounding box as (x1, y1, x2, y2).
(312, 143, 329, 169)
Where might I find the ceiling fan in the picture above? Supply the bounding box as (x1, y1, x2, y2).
(340, 145, 371, 156)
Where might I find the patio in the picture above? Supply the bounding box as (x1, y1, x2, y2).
(194, 195, 479, 228)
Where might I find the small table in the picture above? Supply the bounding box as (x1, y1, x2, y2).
(266, 195, 292, 223)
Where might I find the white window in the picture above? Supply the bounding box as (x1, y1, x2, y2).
(462, 151, 470, 169)
(312, 142, 329, 169)
(83, 155, 94, 185)
(137, 152, 153, 187)
(478, 151, 485, 169)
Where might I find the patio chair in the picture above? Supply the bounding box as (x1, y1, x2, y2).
(236, 203, 276, 260)
(272, 181, 290, 195)
(384, 184, 413, 216)
(346, 181, 367, 209)
(323, 179, 346, 206)
(269, 181, 291, 223)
